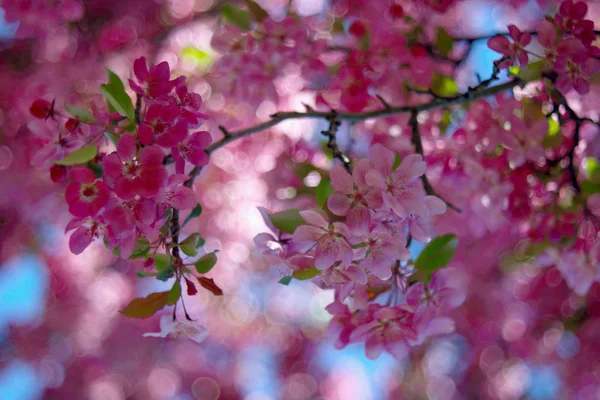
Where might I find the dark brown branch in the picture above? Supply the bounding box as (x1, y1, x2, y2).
(134, 94, 142, 125)
(409, 111, 461, 213)
(321, 111, 352, 173)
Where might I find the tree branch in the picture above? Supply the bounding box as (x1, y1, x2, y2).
(321, 111, 352, 173)
(409, 111, 461, 212)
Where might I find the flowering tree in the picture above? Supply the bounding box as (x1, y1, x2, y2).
(3, 0, 600, 398)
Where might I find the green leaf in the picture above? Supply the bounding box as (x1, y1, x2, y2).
(582, 180, 600, 194)
(167, 280, 182, 305)
(100, 68, 135, 121)
(415, 234, 459, 272)
(542, 117, 562, 149)
(154, 254, 171, 271)
(181, 47, 213, 71)
(431, 73, 458, 97)
(393, 153, 402, 171)
(120, 291, 169, 319)
(508, 65, 520, 77)
(278, 276, 292, 285)
(435, 27, 453, 57)
(88, 162, 104, 179)
(586, 157, 600, 184)
(136, 271, 158, 278)
(316, 178, 334, 208)
(129, 238, 150, 259)
(180, 233, 204, 257)
(292, 267, 321, 280)
(64, 104, 94, 123)
(104, 131, 120, 146)
(518, 60, 544, 83)
(182, 204, 202, 228)
(245, 0, 268, 22)
(160, 208, 173, 236)
(55, 145, 98, 165)
(221, 3, 252, 31)
(194, 252, 218, 274)
(439, 109, 452, 134)
(268, 209, 305, 234)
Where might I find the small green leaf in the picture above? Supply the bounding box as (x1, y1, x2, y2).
(182, 204, 202, 228)
(440, 109, 452, 134)
(508, 65, 520, 77)
(316, 178, 334, 208)
(130, 238, 150, 259)
(435, 27, 454, 57)
(100, 68, 135, 121)
(518, 60, 544, 83)
(268, 209, 305, 234)
(194, 252, 217, 274)
(245, 0, 268, 22)
(393, 153, 403, 171)
(180, 233, 204, 257)
(292, 267, 321, 280)
(415, 234, 459, 272)
(181, 47, 213, 71)
(154, 254, 171, 271)
(104, 131, 120, 146)
(167, 280, 182, 305)
(55, 145, 98, 165)
(120, 291, 169, 319)
(278, 276, 292, 285)
(64, 104, 94, 123)
(160, 208, 173, 236)
(136, 271, 158, 278)
(431, 73, 458, 97)
(221, 3, 252, 31)
(542, 117, 562, 149)
(88, 162, 104, 179)
(586, 157, 600, 184)
(582, 180, 600, 194)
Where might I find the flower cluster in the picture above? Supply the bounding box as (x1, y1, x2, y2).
(28, 57, 211, 258)
(254, 144, 462, 359)
(488, 0, 600, 94)
(27, 57, 218, 327)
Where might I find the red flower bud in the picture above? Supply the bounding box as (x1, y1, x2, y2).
(410, 44, 428, 58)
(50, 165, 67, 183)
(65, 118, 80, 133)
(349, 21, 367, 38)
(390, 4, 404, 18)
(185, 278, 198, 296)
(30, 99, 53, 119)
(144, 258, 156, 269)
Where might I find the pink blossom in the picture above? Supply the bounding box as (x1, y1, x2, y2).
(129, 57, 178, 98)
(327, 160, 382, 233)
(143, 315, 209, 343)
(487, 25, 532, 67)
(138, 104, 187, 148)
(319, 263, 368, 302)
(352, 226, 410, 280)
(350, 305, 416, 359)
(103, 135, 167, 200)
(171, 131, 211, 174)
(64, 168, 110, 218)
(66, 215, 108, 255)
(502, 117, 548, 168)
(554, 43, 600, 95)
(156, 174, 197, 210)
(292, 209, 353, 270)
(365, 144, 428, 219)
(170, 84, 209, 127)
(406, 269, 465, 315)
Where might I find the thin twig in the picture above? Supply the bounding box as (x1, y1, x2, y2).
(321, 111, 352, 173)
(409, 111, 461, 212)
